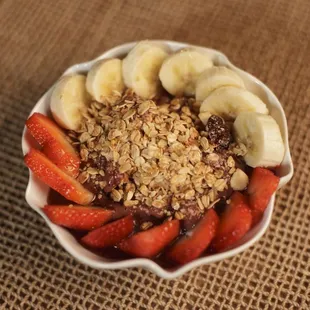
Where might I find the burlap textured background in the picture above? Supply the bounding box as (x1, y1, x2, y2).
(0, 0, 309, 309)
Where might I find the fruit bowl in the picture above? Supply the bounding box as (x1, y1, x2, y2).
(22, 40, 293, 279)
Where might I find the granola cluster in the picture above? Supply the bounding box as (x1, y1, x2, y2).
(69, 90, 246, 219)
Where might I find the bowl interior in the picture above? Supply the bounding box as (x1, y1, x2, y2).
(22, 40, 293, 279)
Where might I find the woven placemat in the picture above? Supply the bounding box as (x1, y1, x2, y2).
(0, 0, 309, 309)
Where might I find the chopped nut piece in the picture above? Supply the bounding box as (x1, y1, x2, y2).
(230, 168, 249, 190)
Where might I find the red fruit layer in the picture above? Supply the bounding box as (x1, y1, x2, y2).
(118, 220, 180, 258)
(82, 215, 134, 248)
(44, 205, 113, 230)
(166, 208, 219, 264)
(26, 113, 80, 178)
(25, 148, 93, 205)
(247, 167, 280, 226)
(212, 192, 252, 252)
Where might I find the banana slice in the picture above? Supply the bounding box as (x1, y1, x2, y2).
(196, 66, 245, 101)
(51, 74, 90, 130)
(199, 86, 268, 122)
(233, 112, 285, 167)
(122, 41, 170, 99)
(159, 48, 213, 96)
(86, 58, 124, 102)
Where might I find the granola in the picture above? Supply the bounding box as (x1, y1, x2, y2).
(70, 90, 241, 220)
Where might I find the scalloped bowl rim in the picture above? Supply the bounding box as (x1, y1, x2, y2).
(22, 40, 293, 279)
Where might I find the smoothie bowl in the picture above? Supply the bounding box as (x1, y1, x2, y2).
(22, 40, 293, 279)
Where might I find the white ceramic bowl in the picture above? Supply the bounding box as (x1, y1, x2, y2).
(22, 40, 294, 279)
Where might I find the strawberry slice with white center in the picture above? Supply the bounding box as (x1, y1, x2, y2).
(26, 113, 80, 178)
(44, 205, 114, 230)
(212, 192, 252, 252)
(24, 148, 93, 205)
(166, 209, 219, 264)
(82, 215, 134, 248)
(247, 167, 280, 225)
(118, 220, 180, 258)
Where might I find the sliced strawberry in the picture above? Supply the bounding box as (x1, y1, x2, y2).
(250, 208, 264, 226)
(166, 209, 219, 264)
(26, 113, 80, 178)
(42, 140, 80, 178)
(24, 148, 93, 205)
(212, 192, 252, 252)
(43, 205, 113, 230)
(247, 167, 280, 225)
(118, 220, 180, 258)
(81, 215, 134, 248)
